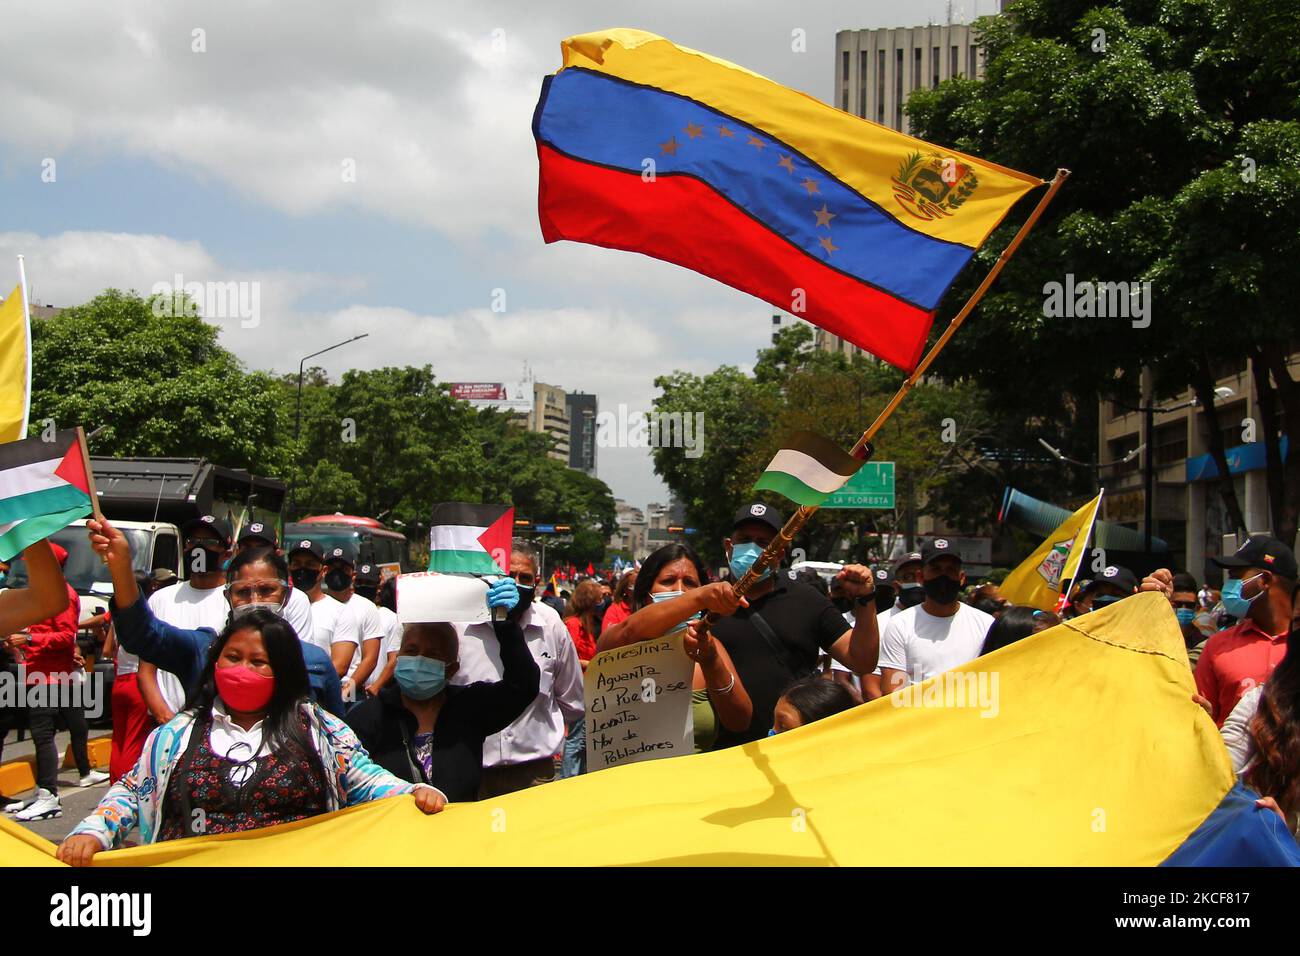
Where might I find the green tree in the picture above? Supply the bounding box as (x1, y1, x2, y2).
(31, 289, 289, 473)
(906, 0, 1300, 546)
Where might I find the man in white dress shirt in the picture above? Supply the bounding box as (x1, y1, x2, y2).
(452, 539, 583, 798)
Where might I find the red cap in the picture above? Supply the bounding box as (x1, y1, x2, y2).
(50, 542, 68, 566)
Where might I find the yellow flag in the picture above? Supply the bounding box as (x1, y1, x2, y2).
(0, 594, 1233, 866)
(0, 282, 30, 443)
(1000, 492, 1102, 612)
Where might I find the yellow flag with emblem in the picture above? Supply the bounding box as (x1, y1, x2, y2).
(1000, 492, 1103, 612)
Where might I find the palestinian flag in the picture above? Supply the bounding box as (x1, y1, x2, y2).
(427, 502, 514, 575)
(0, 429, 94, 561)
(752, 431, 863, 507)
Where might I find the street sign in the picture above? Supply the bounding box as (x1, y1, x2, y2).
(535, 523, 556, 534)
(822, 462, 896, 509)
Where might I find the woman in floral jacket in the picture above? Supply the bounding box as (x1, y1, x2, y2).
(57, 608, 445, 865)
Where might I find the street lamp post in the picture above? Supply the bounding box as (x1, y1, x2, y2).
(289, 333, 370, 517)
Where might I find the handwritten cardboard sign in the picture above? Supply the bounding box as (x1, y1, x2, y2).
(585, 632, 694, 772)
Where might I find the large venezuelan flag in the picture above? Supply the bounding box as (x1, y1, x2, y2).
(533, 29, 1044, 371)
(4, 595, 1294, 866)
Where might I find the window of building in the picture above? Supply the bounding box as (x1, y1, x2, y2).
(968, 44, 977, 77)
(913, 47, 922, 91)
(1155, 421, 1188, 467)
(877, 50, 886, 122)
(843, 51, 850, 82)
(932, 45, 940, 86)
(895, 49, 903, 127)
(1109, 434, 1142, 477)
(859, 51, 867, 117)
(951, 44, 959, 77)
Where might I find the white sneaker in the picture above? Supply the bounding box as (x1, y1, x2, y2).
(78, 770, 109, 787)
(14, 788, 60, 821)
(3, 797, 29, 813)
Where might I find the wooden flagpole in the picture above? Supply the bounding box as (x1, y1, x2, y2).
(711, 167, 1072, 615)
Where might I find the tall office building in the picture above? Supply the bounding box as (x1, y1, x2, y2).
(566, 391, 598, 476)
(529, 382, 571, 463)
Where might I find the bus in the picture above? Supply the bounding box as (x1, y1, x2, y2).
(284, 515, 411, 577)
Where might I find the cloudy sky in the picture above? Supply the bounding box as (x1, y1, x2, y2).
(1, 0, 980, 510)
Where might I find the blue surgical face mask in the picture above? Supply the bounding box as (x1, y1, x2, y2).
(1090, 595, 1123, 612)
(1220, 574, 1264, 619)
(729, 542, 772, 582)
(394, 656, 447, 700)
(767, 727, 777, 737)
(1174, 607, 1197, 627)
(651, 589, 702, 635)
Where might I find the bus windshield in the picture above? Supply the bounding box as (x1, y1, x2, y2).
(4, 526, 152, 594)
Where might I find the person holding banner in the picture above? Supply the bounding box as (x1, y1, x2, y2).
(597, 543, 752, 752)
(347, 578, 539, 802)
(56, 606, 445, 866)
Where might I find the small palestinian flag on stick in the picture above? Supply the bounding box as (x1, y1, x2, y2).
(427, 502, 514, 575)
(753, 430, 863, 507)
(0, 427, 97, 561)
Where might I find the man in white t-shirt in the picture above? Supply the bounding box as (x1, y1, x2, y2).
(234, 521, 312, 641)
(351, 564, 401, 692)
(286, 539, 361, 681)
(140, 515, 233, 720)
(322, 545, 386, 700)
(878, 538, 995, 692)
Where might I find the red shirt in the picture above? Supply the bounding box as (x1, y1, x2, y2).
(22, 584, 79, 684)
(1194, 618, 1289, 726)
(601, 600, 632, 630)
(564, 616, 598, 662)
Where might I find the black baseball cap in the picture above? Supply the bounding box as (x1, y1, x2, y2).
(237, 521, 277, 548)
(1083, 565, 1138, 594)
(1212, 535, 1298, 580)
(894, 551, 923, 574)
(181, 515, 231, 547)
(355, 563, 380, 587)
(289, 539, 324, 562)
(872, 566, 895, 589)
(920, 538, 961, 566)
(732, 502, 784, 535)
(323, 544, 356, 567)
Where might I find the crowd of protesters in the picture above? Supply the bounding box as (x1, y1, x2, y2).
(0, 502, 1295, 863)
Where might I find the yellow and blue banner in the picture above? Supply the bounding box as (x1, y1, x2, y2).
(533, 29, 1044, 371)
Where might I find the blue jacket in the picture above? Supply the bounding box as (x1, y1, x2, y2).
(110, 596, 347, 719)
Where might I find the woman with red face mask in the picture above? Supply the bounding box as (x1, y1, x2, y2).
(56, 609, 445, 866)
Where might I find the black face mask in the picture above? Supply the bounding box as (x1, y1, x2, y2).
(922, 575, 962, 605)
(875, 589, 896, 613)
(324, 568, 352, 592)
(832, 596, 853, 613)
(186, 545, 225, 576)
(513, 584, 535, 617)
(289, 567, 320, 591)
(897, 583, 925, 608)
(355, 585, 378, 602)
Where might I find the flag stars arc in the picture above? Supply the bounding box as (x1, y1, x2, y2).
(657, 112, 843, 260)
